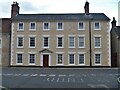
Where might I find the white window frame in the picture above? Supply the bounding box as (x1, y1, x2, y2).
(68, 35, 75, 48)
(94, 21, 101, 30)
(94, 35, 101, 48)
(68, 52, 75, 65)
(29, 22, 36, 31)
(0, 38, 2, 48)
(56, 52, 64, 65)
(78, 52, 85, 65)
(17, 35, 24, 48)
(16, 52, 24, 65)
(28, 52, 36, 65)
(29, 35, 36, 48)
(78, 35, 85, 48)
(56, 35, 64, 48)
(43, 35, 50, 48)
(17, 22, 24, 31)
(94, 52, 102, 65)
(57, 22, 64, 30)
(78, 22, 85, 30)
(43, 22, 50, 31)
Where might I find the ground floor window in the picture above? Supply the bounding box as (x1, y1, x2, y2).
(57, 54, 63, 65)
(95, 53, 101, 65)
(17, 54, 23, 64)
(69, 54, 75, 65)
(29, 54, 35, 64)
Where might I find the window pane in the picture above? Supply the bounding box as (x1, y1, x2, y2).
(44, 37, 48, 47)
(58, 23, 63, 30)
(95, 54, 101, 64)
(79, 22, 84, 29)
(95, 37, 100, 47)
(57, 54, 63, 64)
(79, 37, 84, 47)
(18, 37, 23, 47)
(17, 54, 22, 63)
(69, 37, 74, 47)
(58, 37, 62, 47)
(95, 22, 100, 29)
(69, 54, 74, 64)
(79, 54, 84, 64)
(44, 23, 49, 29)
(30, 23, 35, 29)
(29, 54, 35, 63)
(30, 37, 35, 47)
(19, 23, 23, 29)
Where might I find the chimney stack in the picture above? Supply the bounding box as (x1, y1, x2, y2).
(11, 2, 20, 18)
(111, 17, 116, 28)
(84, 1, 89, 15)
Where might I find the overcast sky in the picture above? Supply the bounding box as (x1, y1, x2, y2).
(0, 0, 119, 25)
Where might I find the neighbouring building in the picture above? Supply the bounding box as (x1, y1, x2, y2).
(10, 1, 111, 67)
(111, 17, 120, 67)
(0, 18, 11, 67)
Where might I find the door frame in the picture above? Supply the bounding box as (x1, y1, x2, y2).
(40, 53, 51, 66)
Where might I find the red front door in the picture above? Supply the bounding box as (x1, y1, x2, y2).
(43, 55, 49, 67)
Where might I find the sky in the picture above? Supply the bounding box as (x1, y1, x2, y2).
(0, 0, 120, 25)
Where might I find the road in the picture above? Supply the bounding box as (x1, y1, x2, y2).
(1, 67, 120, 89)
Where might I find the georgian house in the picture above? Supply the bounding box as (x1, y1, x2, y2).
(10, 1, 111, 67)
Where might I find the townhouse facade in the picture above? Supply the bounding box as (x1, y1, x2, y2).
(10, 1, 111, 67)
(111, 17, 120, 67)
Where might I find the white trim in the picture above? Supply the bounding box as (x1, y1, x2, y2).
(68, 52, 75, 65)
(94, 35, 101, 48)
(94, 21, 101, 30)
(78, 21, 85, 30)
(57, 22, 64, 30)
(56, 52, 64, 65)
(29, 22, 36, 31)
(56, 35, 64, 48)
(40, 53, 51, 66)
(28, 52, 36, 65)
(17, 22, 24, 31)
(17, 35, 24, 48)
(78, 52, 85, 65)
(0, 54, 1, 65)
(16, 52, 24, 65)
(11, 23, 14, 65)
(68, 35, 75, 48)
(78, 35, 85, 48)
(43, 22, 50, 31)
(29, 35, 36, 48)
(94, 52, 102, 65)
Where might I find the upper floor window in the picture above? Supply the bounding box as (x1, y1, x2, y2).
(94, 22, 101, 30)
(94, 36, 101, 48)
(43, 37, 49, 48)
(57, 35, 64, 48)
(43, 22, 50, 30)
(78, 36, 85, 48)
(29, 36, 36, 48)
(18, 22, 24, 31)
(78, 22, 85, 30)
(57, 22, 63, 30)
(29, 22, 36, 30)
(68, 36, 75, 48)
(17, 36, 24, 48)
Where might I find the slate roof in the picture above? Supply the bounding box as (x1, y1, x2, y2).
(13, 13, 110, 21)
(114, 26, 120, 37)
